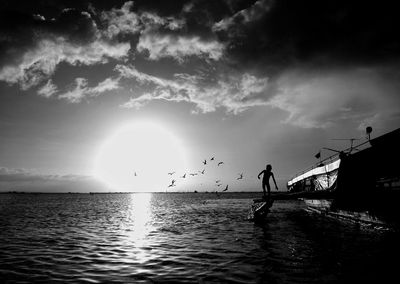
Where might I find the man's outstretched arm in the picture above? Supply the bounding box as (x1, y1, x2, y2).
(272, 173, 278, 189)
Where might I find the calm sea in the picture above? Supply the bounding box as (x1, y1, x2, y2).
(1, 192, 399, 283)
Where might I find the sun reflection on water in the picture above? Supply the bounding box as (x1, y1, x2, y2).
(128, 193, 153, 239)
(126, 193, 154, 263)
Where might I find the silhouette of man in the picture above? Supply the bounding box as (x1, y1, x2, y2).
(258, 164, 278, 201)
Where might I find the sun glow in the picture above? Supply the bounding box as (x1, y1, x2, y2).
(93, 121, 187, 191)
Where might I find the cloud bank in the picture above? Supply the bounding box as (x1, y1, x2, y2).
(0, 167, 109, 192)
(137, 34, 224, 62)
(269, 67, 400, 128)
(117, 65, 269, 114)
(1, 0, 399, 129)
(57, 77, 120, 103)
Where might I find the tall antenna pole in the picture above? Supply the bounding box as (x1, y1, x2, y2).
(332, 138, 360, 153)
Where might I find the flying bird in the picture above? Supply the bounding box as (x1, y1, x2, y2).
(223, 185, 229, 191)
(203, 159, 207, 165)
(199, 169, 205, 174)
(210, 157, 215, 161)
(237, 173, 243, 180)
(217, 184, 222, 187)
(181, 173, 186, 178)
(190, 173, 198, 176)
(168, 172, 175, 175)
(216, 180, 221, 183)
(218, 162, 224, 166)
(167, 179, 176, 188)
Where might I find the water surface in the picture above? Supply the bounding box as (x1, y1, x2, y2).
(1, 192, 399, 283)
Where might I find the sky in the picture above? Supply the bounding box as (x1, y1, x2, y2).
(1, 0, 400, 192)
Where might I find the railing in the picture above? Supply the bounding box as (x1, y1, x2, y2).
(288, 139, 372, 183)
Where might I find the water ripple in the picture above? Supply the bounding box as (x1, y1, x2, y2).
(1, 193, 400, 283)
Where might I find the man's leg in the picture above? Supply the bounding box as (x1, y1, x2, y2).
(262, 183, 267, 199)
(267, 184, 271, 203)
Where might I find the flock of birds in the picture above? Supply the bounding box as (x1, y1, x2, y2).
(135, 156, 245, 192)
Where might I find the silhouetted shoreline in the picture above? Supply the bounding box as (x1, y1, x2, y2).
(0, 191, 275, 195)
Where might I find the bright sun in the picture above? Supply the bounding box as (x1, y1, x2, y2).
(93, 121, 187, 191)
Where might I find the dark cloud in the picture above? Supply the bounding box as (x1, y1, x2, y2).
(49, 9, 98, 42)
(3, 0, 400, 72)
(1, 0, 399, 126)
(134, 0, 188, 16)
(0, 0, 127, 16)
(214, 0, 400, 74)
(0, 10, 37, 66)
(0, 8, 99, 66)
(0, 4, 130, 89)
